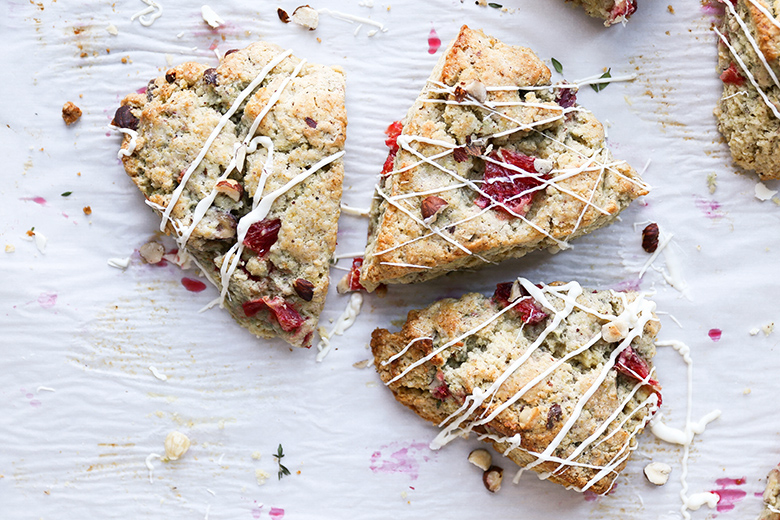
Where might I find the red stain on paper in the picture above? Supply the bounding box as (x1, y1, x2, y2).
(711, 477, 747, 512)
(708, 328, 722, 342)
(427, 28, 441, 54)
(613, 278, 641, 292)
(269, 508, 285, 519)
(370, 442, 434, 481)
(38, 292, 58, 309)
(251, 506, 263, 519)
(694, 197, 725, 219)
(21, 196, 47, 205)
(181, 277, 206, 292)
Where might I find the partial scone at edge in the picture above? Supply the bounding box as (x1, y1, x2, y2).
(360, 26, 647, 291)
(115, 41, 347, 348)
(566, 0, 637, 26)
(715, 0, 780, 180)
(760, 463, 780, 520)
(371, 280, 661, 494)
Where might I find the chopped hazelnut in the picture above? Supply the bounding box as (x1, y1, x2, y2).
(215, 179, 244, 202)
(293, 278, 315, 301)
(62, 101, 82, 125)
(291, 5, 319, 30)
(643, 462, 672, 486)
(602, 319, 629, 343)
(467, 449, 492, 471)
(421, 196, 448, 223)
(464, 80, 488, 103)
(163, 431, 191, 461)
(483, 466, 503, 492)
(139, 241, 165, 264)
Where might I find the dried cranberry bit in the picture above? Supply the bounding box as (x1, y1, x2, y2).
(614, 346, 662, 404)
(384, 120, 404, 152)
(112, 105, 139, 130)
(348, 258, 366, 292)
(555, 85, 577, 109)
(452, 146, 469, 163)
(380, 150, 397, 176)
(165, 71, 176, 83)
(243, 218, 282, 256)
(203, 67, 218, 86)
(304, 117, 318, 128)
(475, 149, 546, 218)
(262, 296, 305, 332)
(641, 222, 659, 253)
(181, 277, 207, 292)
(242, 298, 267, 317)
(491, 282, 548, 324)
(608, 0, 637, 22)
(546, 403, 563, 430)
(720, 62, 745, 86)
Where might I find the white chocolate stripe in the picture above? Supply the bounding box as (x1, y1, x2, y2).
(724, 1, 780, 90)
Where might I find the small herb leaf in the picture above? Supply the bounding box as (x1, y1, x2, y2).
(488, 2, 502, 8)
(551, 58, 563, 74)
(61, 191, 72, 197)
(591, 68, 612, 93)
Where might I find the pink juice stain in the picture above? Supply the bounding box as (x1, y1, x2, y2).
(38, 292, 58, 309)
(250, 506, 263, 519)
(711, 477, 747, 512)
(428, 28, 441, 54)
(21, 196, 47, 205)
(370, 441, 433, 481)
(181, 277, 206, 292)
(708, 328, 722, 342)
(269, 508, 285, 519)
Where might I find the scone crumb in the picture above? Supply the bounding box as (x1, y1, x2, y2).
(644, 461, 672, 485)
(667, 5, 675, 14)
(762, 322, 775, 336)
(5, 244, 15, 253)
(743, 388, 752, 395)
(352, 359, 372, 369)
(255, 469, 270, 485)
(750, 328, 760, 336)
(83, 206, 92, 215)
(706, 173, 717, 194)
(62, 101, 82, 125)
(251, 451, 262, 460)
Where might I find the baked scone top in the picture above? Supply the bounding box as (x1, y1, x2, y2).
(114, 41, 347, 347)
(372, 279, 660, 494)
(761, 463, 780, 520)
(360, 26, 648, 290)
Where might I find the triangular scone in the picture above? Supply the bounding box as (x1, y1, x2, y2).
(359, 26, 648, 291)
(567, 0, 637, 26)
(371, 279, 661, 494)
(714, 0, 780, 180)
(113, 41, 347, 348)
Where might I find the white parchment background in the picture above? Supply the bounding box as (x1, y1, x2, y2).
(1, 0, 779, 519)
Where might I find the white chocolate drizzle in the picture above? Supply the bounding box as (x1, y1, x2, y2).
(317, 8, 387, 32)
(340, 204, 370, 217)
(149, 366, 168, 381)
(113, 127, 138, 159)
(145, 453, 161, 484)
(316, 292, 363, 362)
(385, 278, 660, 494)
(651, 340, 722, 520)
(130, 0, 163, 27)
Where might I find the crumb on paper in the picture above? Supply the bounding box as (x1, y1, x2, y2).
(291, 5, 319, 30)
(667, 5, 675, 14)
(5, 244, 15, 253)
(755, 182, 778, 201)
(762, 322, 775, 335)
(352, 359, 372, 369)
(706, 173, 717, 194)
(255, 469, 270, 486)
(107, 257, 131, 270)
(106, 23, 118, 35)
(165, 54, 174, 67)
(251, 451, 262, 460)
(163, 431, 191, 461)
(750, 327, 760, 336)
(743, 388, 752, 395)
(62, 102, 82, 125)
(201, 5, 224, 28)
(140, 241, 165, 264)
(83, 206, 92, 215)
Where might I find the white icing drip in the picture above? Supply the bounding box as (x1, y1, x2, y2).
(130, 0, 163, 27)
(316, 293, 363, 362)
(684, 492, 719, 511)
(768, 504, 780, 514)
(145, 453, 161, 483)
(724, 1, 780, 90)
(715, 26, 780, 120)
(201, 5, 224, 29)
(205, 504, 211, 520)
(340, 204, 370, 217)
(149, 366, 168, 381)
(33, 230, 47, 254)
(36, 386, 56, 393)
(317, 8, 385, 31)
(158, 49, 293, 233)
(107, 257, 131, 270)
(652, 339, 722, 520)
(756, 182, 778, 201)
(114, 127, 138, 159)
(639, 229, 674, 278)
(722, 90, 749, 101)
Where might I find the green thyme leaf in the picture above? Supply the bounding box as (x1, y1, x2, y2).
(488, 2, 502, 8)
(275, 444, 290, 480)
(551, 58, 563, 74)
(591, 68, 612, 93)
(61, 191, 72, 197)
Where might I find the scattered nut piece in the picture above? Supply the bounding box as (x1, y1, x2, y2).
(452, 147, 469, 162)
(467, 449, 492, 471)
(83, 206, 92, 215)
(139, 241, 165, 264)
(163, 431, 191, 461)
(453, 86, 467, 103)
(463, 80, 487, 103)
(643, 461, 672, 485)
(62, 101, 82, 125)
(602, 319, 629, 343)
(483, 465, 503, 493)
(293, 278, 315, 301)
(762, 322, 775, 336)
(215, 179, 244, 202)
(352, 359, 372, 369)
(642, 222, 659, 253)
(750, 328, 760, 336)
(533, 158, 554, 175)
(291, 5, 319, 30)
(421, 196, 448, 223)
(277, 8, 290, 23)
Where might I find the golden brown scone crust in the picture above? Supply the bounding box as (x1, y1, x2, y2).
(115, 41, 347, 347)
(372, 283, 660, 494)
(715, 0, 780, 179)
(567, 0, 637, 26)
(360, 26, 647, 291)
(761, 464, 780, 520)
